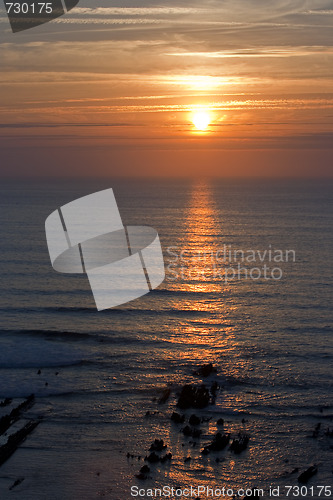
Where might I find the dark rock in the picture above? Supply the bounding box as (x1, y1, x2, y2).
(189, 414, 201, 426)
(0, 398, 12, 407)
(177, 385, 210, 409)
(0, 395, 35, 436)
(0, 415, 11, 436)
(298, 465, 318, 483)
(135, 473, 147, 480)
(37, 370, 41, 375)
(209, 432, 230, 452)
(160, 453, 172, 463)
(202, 432, 230, 454)
(230, 433, 249, 454)
(182, 425, 202, 438)
(145, 452, 160, 463)
(325, 428, 333, 437)
(210, 381, 219, 397)
(9, 477, 24, 491)
(158, 387, 171, 404)
(217, 418, 224, 426)
(149, 439, 166, 452)
(140, 465, 150, 474)
(182, 425, 192, 436)
(184, 456, 191, 463)
(145, 410, 159, 417)
(0, 420, 39, 467)
(193, 363, 217, 378)
(312, 423, 321, 438)
(11, 395, 35, 418)
(171, 412, 185, 424)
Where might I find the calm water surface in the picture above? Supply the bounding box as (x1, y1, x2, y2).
(0, 178, 332, 499)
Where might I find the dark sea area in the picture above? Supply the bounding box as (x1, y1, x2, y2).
(0, 178, 332, 499)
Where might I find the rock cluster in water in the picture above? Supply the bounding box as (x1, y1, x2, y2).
(127, 362, 327, 495)
(0, 395, 40, 469)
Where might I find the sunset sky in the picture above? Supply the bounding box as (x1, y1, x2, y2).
(0, 0, 332, 177)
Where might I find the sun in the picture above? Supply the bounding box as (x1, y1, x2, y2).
(192, 111, 211, 131)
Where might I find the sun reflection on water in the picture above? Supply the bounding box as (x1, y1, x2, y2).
(163, 180, 250, 382)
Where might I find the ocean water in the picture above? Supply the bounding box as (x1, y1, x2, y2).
(0, 178, 332, 500)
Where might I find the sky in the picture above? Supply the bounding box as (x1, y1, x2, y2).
(0, 0, 332, 177)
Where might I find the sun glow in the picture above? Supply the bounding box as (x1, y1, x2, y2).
(192, 111, 211, 131)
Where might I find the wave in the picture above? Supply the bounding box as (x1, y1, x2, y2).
(0, 328, 97, 340)
(0, 358, 91, 370)
(0, 305, 211, 317)
(0, 336, 92, 369)
(0, 329, 164, 347)
(281, 325, 333, 334)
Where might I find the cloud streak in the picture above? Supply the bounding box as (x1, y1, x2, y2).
(0, 0, 332, 177)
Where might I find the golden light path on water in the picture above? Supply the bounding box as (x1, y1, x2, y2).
(165, 180, 243, 368)
(156, 182, 260, 498)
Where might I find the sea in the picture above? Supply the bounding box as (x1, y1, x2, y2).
(0, 177, 332, 500)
